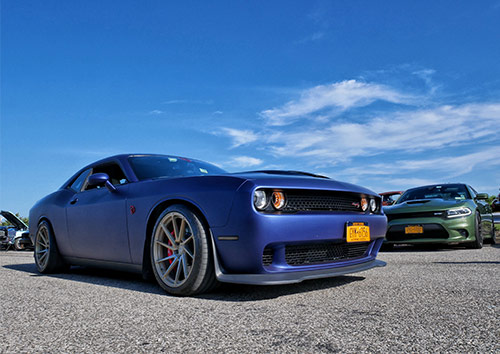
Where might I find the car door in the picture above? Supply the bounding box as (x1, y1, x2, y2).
(66, 162, 131, 263)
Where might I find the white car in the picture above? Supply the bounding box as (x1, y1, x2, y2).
(0, 211, 31, 250)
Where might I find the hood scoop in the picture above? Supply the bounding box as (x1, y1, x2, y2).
(406, 199, 431, 204)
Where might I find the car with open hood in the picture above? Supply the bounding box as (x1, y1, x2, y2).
(384, 183, 496, 249)
(0, 210, 31, 250)
(29, 154, 387, 295)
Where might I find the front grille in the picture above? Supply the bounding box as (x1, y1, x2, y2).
(386, 224, 449, 241)
(283, 191, 366, 213)
(387, 211, 446, 222)
(284, 242, 370, 266)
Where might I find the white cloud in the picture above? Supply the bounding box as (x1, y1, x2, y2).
(220, 128, 258, 148)
(339, 147, 500, 179)
(229, 156, 263, 168)
(260, 80, 415, 126)
(148, 110, 164, 115)
(213, 111, 223, 115)
(265, 103, 500, 162)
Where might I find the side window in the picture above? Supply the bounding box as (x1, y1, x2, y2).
(84, 162, 128, 191)
(69, 169, 92, 192)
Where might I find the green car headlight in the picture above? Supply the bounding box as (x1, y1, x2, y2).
(446, 207, 472, 218)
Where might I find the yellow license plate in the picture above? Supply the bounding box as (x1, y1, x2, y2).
(405, 225, 423, 234)
(346, 222, 370, 242)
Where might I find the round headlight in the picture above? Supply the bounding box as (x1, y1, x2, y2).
(361, 197, 368, 212)
(272, 191, 286, 210)
(254, 190, 268, 210)
(370, 199, 377, 212)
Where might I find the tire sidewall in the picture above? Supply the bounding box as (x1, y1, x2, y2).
(34, 221, 51, 272)
(150, 205, 208, 295)
(474, 213, 483, 248)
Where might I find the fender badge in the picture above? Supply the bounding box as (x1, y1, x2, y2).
(130, 205, 136, 215)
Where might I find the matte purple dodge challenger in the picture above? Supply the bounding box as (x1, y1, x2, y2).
(30, 154, 387, 295)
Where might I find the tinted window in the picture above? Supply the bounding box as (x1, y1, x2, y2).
(397, 184, 471, 203)
(129, 156, 227, 181)
(69, 169, 91, 192)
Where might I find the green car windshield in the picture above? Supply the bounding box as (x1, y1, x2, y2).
(397, 184, 471, 204)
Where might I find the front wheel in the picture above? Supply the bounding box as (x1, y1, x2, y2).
(150, 205, 217, 296)
(467, 213, 483, 249)
(14, 238, 25, 250)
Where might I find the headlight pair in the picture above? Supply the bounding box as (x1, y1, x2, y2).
(361, 197, 378, 213)
(254, 190, 286, 211)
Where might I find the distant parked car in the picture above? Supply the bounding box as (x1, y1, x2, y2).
(384, 184, 496, 249)
(380, 191, 403, 206)
(491, 189, 500, 212)
(0, 211, 31, 250)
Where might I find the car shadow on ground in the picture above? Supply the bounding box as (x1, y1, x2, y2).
(3, 262, 365, 301)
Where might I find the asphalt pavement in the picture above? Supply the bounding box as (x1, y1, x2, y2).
(1, 246, 499, 353)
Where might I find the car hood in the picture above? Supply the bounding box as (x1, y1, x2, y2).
(0, 210, 28, 230)
(384, 198, 471, 214)
(230, 171, 379, 196)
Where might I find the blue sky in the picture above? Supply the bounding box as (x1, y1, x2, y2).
(1, 1, 500, 217)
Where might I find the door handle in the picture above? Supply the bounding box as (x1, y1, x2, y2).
(70, 198, 78, 205)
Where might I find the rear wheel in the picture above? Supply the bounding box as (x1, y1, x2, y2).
(490, 219, 497, 245)
(467, 213, 483, 249)
(150, 205, 217, 296)
(34, 221, 67, 273)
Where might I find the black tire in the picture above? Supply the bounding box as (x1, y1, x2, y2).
(150, 205, 217, 296)
(467, 213, 483, 249)
(14, 238, 24, 251)
(490, 219, 497, 245)
(34, 220, 68, 273)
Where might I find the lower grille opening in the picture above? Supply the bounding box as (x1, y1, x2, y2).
(386, 223, 449, 241)
(285, 242, 369, 266)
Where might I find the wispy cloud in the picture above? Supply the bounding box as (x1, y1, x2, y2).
(264, 102, 500, 162)
(148, 110, 164, 115)
(339, 147, 500, 178)
(219, 128, 258, 148)
(212, 110, 223, 115)
(229, 156, 263, 168)
(260, 80, 416, 126)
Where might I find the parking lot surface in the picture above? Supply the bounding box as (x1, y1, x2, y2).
(1, 246, 499, 353)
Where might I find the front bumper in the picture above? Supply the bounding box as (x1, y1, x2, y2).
(384, 214, 475, 244)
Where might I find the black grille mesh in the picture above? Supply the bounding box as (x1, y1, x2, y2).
(262, 248, 274, 266)
(284, 193, 362, 212)
(386, 211, 446, 222)
(262, 242, 370, 267)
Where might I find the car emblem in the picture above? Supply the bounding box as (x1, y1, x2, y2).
(130, 205, 136, 215)
(352, 202, 360, 208)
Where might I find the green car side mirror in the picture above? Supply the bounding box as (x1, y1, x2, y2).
(475, 193, 488, 200)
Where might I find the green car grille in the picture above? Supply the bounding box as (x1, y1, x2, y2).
(386, 211, 446, 222)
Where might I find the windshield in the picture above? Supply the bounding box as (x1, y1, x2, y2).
(129, 156, 227, 181)
(397, 184, 470, 203)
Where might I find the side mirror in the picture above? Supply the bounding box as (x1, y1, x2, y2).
(87, 173, 117, 192)
(475, 193, 488, 200)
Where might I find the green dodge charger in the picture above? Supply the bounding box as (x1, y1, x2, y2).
(384, 183, 496, 249)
